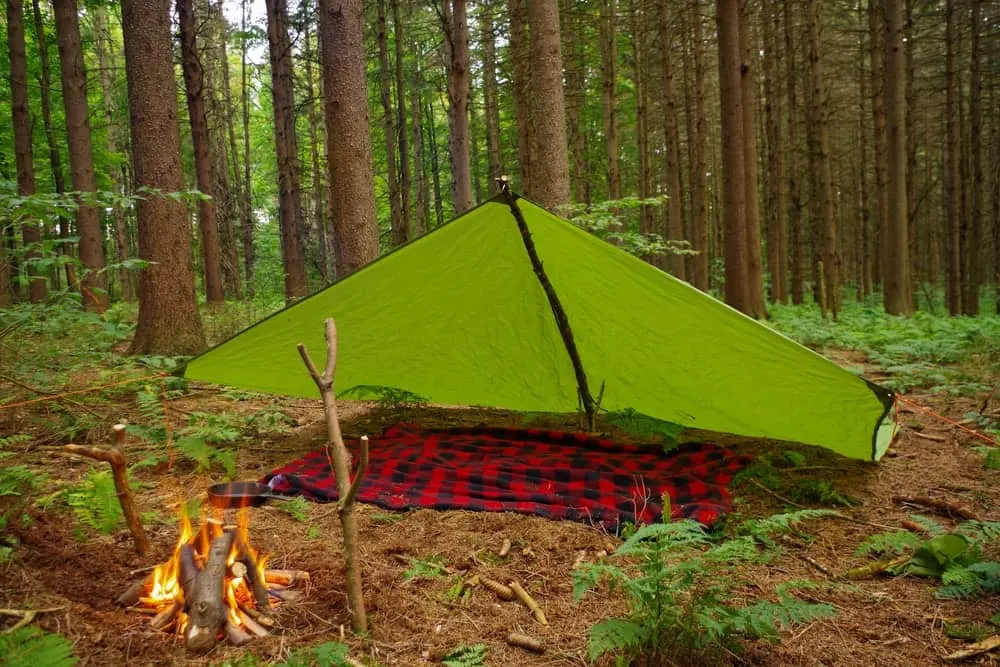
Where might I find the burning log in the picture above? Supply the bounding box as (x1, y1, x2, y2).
(149, 601, 180, 631)
(224, 621, 253, 646)
(185, 531, 235, 652)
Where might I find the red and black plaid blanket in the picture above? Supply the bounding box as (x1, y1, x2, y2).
(261, 424, 752, 530)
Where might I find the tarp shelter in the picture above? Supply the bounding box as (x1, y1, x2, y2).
(183, 192, 897, 461)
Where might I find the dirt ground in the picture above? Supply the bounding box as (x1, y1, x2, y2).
(1, 374, 998, 666)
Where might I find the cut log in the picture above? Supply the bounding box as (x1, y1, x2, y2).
(184, 531, 234, 652)
(507, 631, 545, 654)
(236, 609, 269, 637)
(264, 569, 310, 586)
(116, 577, 149, 606)
(224, 620, 252, 646)
(149, 601, 180, 631)
(268, 588, 302, 603)
(479, 577, 516, 601)
(235, 536, 271, 613)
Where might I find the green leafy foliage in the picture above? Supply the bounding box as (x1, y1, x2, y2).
(855, 530, 922, 557)
(603, 408, 685, 449)
(0, 626, 77, 667)
(65, 468, 124, 535)
(277, 496, 311, 522)
(402, 555, 448, 580)
(340, 385, 429, 410)
(937, 562, 1000, 599)
(442, 643, 488, 667)
(574, 512, 836, 663)
(974, 446, 1000, 470)
(275, 641, 351, 667)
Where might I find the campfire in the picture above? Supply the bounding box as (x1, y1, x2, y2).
(117, 508, 308, 651)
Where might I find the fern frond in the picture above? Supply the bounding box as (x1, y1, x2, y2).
(704, 536, 760, 564)
(65, 469, 123, 535)
(855, 530, 921, 557)
(906, 514, 945, 536)
(442, 643, 488, 667)
(0, 433, 31, 449)
(0, 465, 41, 497)
(740, 509, 837, 541)
(936, 561, 1000, 599)
(0, 626, 77, 667)
(957, 521, 1000, 545)
(616, 519, 708, 555)
(587, 618, 650, 662)
(732, 597, 837, 642)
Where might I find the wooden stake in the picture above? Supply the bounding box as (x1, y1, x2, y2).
(63, 424, 149, 555)
(509, 580, 548, 625)
(297, 318, 368, 634)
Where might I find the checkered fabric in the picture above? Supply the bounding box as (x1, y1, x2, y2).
(261, 424, 752, 530)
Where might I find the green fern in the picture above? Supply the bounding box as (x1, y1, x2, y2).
(277, 496, 311, 522)
(0, 626, 77, 667)
(936, 562, 1000, 599)
(904, 514, 945, 536)
(340, 384, 429, 410)
(956, 520, 1000, 545)
(442, 643, 487, 667)
(974, 446, 1000, 470)
(588, 619, 651, 662)
(740, 509, 837, 545)
(731, 596, 837, 642)
(65, 468, 123, 535)
(402, 555, 448, 580)
(0, 465, 42, 497)
(277, 641, 351, 667)
(0, 433, 31, 450)
(855, 530, 922, 557)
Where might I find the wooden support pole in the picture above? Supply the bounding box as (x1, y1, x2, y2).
(63, 424, 149, 555)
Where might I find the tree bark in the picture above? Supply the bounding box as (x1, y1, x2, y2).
(303, 25, 330, 281)
(560, 0, 586, 204)
(265, 0, 309, 302)
(762, 0, 786, 303)
(600, 0, 620, 201)
(945, 0, 962, 315)
(684, 0, 708, 290)
(411, 56, 428, 236)
(525, 0, 570, 210)
(53, 0, 107, 311)
(391, 0, 412, 236)
(857, 3, 873, 299)
(177, 0, 225, 305)
(123, 0, 206, 355)
(882, 0, 912, 314)
(739, 0, 765, 317)
(632, 2, 651, 238)
(240, 0, 255, 297)
(319, 0, 380, 277)
(7, 0, 47, 302)
(785, 1, 804, 305)
(870, 0, 888, 290)
(963, 0, 983, 315)
(377, 0, 406, 243)
(659, 0, 685, 279)
(442, 0, 474, 214)
(716, 0, 749, 313)
(508, 0, 531, 192)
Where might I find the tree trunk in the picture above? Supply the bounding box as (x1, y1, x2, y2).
(739, 0, 765, 317)
(785, 1, 804, 305)
(945, 0, 961, 315)
(762, 0, 786, 303)
(391, 0, 412, 235)
(963, 0, 983, 315)
(265, 0, 309, 301)
(443, 0, 474, 214)
(303, 25, 330, 281)
(240, 0, 255, 297)
(7, 0, 47, 302)
(561, 0, 586, 204)
(53, 0, 107, 311)
(411, 55, 428, 236)
(684, 0, 708, 290)
(882, 0, 911, 314)
(870, 0, 888, 290)
(377, 0, 405, 243)
(904, 0, 918, 298)
(632, 2, 651, 237)
(659, 0, 684, 278)
(803, 0, 839, 317)
(525, 0, 570, 210)
(177, 0, 224, 305)
(319, 0, 380, 277)
(508, 0, 531, 192)
(716, 0, 749, 313)
(857, 2, 873, 299)
(427, 96, 445, 228)
(122, 0, 205, 355)
(600, 0, 620, 200)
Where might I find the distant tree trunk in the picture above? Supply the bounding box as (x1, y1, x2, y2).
(53, 0, 107, 311)
(377, 0, 405, 243)
(684, 0, 709, 290)
(525, 0, 570, 210)
(785, 0, 804, 305)
(762, 0, 786, 303)
(122, 0, 205, 354)
(240, 0, 255, 297)
(303, 26, 330, 281)
(904, 0, 918, 297)
(945, 0, 962, 315)
(177, 0, 224, 305)
(442, 0, 474, 214)
(600, 0, 620, 200)
(716, 0, 748, 313)
(660, 0, 684, 279)
(870, 0, 888, 289)
(963, 0, 983, 315)
(632, 2, 651, 236)
(94, 7, 134, 302)
(561, 0, 587, 204)
(7, 0, 46, 301)
(803, 0, 839, 317)
(319, 0, 380, 276)
(426, 97, 445, 227)
(882, 0, 912, 314)
(857, 3, 873, 299)
(739, 0, 765, 317)
(0, 227, 9, 306)
(391, 0, 412, 234)
(508, 0, 531, 191)
(265, 0, 309, 301)
(411, 57, 428, 236)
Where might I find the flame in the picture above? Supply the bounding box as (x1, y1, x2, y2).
(148, 509, 194, 603)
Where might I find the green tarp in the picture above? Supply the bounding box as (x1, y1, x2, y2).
(184, 194, 896, 461)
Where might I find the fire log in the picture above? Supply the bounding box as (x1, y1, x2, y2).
(149, 601, 180, 631)
(116, 577, 149, 606)
(184, 531, 234, 652)
(264, 569, 310, 586)
(235, 536, 271, 613)
(224, 620, 253, 646)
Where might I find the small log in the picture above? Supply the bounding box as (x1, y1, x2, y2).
(236, 609, 269, 637)
(840, 555, 910, 579)
(912, 431, 947, 443)
(116, 577, 149, 606)
(498, 538, 511, 558)
(235, 535, 271, 613)
(509, 581, 548, 625)
(178, 543, 200, 599)
(891, 495, 981, 521)
(264, 569, 310, 586)
(901, 519, 932, 534)
(268, 588, 302, 603)
(184, 531, 235, 652)
(944, 634, 1000, 662)
(507, 631, 545, 654)
(479, 577, 516, 601)
(238, 602, 275, 628)
(230, 562, 247, 579)
(149, 601, 180, 631)
(64, 425, 150, 555)
(224, 620, 253, 646)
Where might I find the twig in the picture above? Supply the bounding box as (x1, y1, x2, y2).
(479, 577, 515, 601)
(944, 634, 1000, 661)
(0, 373, 103, 419)
(745, 478, 805, 509)
(0, 607, 65, 634)
(339, 436, 368, 510)
(912, 431, 947, 443)
(509, 581, 548, 625)
(892, 494, 980, 521)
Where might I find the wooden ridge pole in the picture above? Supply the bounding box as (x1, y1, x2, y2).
(497, 179, 598, 430)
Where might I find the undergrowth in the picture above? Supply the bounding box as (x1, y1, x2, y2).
(0, 626, 77, 667)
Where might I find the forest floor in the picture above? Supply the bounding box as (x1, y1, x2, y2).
(1, 306, 999, 666)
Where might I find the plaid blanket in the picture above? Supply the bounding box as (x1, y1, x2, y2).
(262, 424, 752, 530)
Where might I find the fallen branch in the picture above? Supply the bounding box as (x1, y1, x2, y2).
(509, 581, 547, 625)
(149, 601, 180, 631)
(839, 555, 910, 580)
(507, 631, 545, 654)
(912, 431, 947, 443)
(745, 478, 805, 509)
(0, 607, 65, 634)
(224, 620, 253, 646)
(901, 519, 933, 534)
(116, 577, 150, 606)
(479, 576, 515, 601)
(63, 424, 149, 555)
(264, 569, 311, 587)
(944, 634, 1000, 661)
(891, 495, 980, 521)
